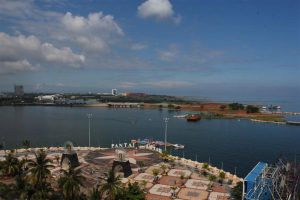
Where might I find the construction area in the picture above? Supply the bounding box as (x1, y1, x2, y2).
(243, 157, 300, 200)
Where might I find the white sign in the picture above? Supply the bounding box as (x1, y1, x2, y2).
(145, 144, 162, 153)
(111, 142, 135, 149)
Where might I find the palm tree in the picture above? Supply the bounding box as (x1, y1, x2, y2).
(58, 167, 85, 200)
(22, 139, 30, 150)
(137, 160, 145, 172)
(100, 169, 121, 200)
(160, 150, 170, 161)
(27, 149, 54, 189)
(2, 152, 19, 176)
(160, 164, 167, 175)
(152, 168, 160, 177)
(89, 186, 102, 200)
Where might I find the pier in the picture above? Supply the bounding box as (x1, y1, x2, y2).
(286, 121, 300, 126)
(280, 111, 300, 115)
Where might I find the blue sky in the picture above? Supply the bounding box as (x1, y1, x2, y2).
(0, 0, 299, 98)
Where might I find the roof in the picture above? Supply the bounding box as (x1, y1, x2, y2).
(244, 162, 267, 182)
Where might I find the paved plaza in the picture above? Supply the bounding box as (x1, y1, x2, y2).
(185, 179, 210, 190)
(178, 188, 209, 200)
(208, 192, 230, 200)
(168, 169, 192, 178)
(1, 147, 239, 200)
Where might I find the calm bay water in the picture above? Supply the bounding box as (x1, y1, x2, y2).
(1, 106, 300, 177)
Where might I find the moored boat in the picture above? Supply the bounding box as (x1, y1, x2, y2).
(186, 114, 201, 122)
(173, 114, 188, 118)
(172, 144, 184, 149)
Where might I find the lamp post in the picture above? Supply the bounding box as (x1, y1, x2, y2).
(164, 117, 169, 151)
(234, 167, 237, 176)
(87, 114, 92, 147)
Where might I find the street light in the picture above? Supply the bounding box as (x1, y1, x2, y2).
(164, 117, 169, 151)
(87, 114, 92, 147)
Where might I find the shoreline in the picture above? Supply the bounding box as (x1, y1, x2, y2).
(1, 102, 299, 125)
(0, 146, 243, 184)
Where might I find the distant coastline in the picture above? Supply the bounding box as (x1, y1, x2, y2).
(2, 101, 299, 126)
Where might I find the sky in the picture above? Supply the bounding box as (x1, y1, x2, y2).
(0, 0, 299, 98)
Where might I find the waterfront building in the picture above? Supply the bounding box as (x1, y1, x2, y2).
(36, 94, 63, 103)
(14, 85, 24, 96)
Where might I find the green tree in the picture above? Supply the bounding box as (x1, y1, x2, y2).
(160, 164, 167, 175)
(100, 170, 121, 200)
(246, 105, 259, 113)
(160, 150, 169, 161)
(152, 168, 160, 177)
(137, 161, 145, 172)
(116, 182, 145, 200)
(202, 163, 210, 170)
(2, 152, 19, 176)
(208, 174, 217, 182)
(89, 186, 102, 200)
(219, 171, 225, 179)
(228, 103, 244, 110)
(27, 149, 54, 189)
(230, 182, 243, 200)
(22, 139, 30, 150)
(220, 105, 226, 111)
(58, 168, 85, 200)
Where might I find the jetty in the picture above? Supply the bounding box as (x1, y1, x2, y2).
(280, 111, 300, 115)
(286, 121, 300, 126)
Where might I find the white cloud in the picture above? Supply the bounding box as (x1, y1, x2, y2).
(120, 82, 138, 89)
(0, 32, 85, 73)
(131, 43, 148, 50)
(119, 80, 194, 89)
(158, 45, 178, 61)
(41, 43, 85, 66)
(0, 0, 34, 18)
(145, 80, 194, 88)
(0, 59, 37, 74)
(159, 51, 176, 61)
(61, 12, 124, 52)
(138, 0, 181, 24)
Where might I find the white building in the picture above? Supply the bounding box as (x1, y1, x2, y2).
(36, 94, 62, 102)
(112, 89, 117, 96)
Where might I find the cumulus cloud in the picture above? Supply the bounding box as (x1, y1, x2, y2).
(61, 12, 124, 52)
(0, 59, 36, 74)
(138, 0, 181, 24)
(0, 32, 85, 74)
(0, 0, 34, 18)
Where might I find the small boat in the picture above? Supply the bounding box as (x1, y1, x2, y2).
(173, 144, 184, 149)
(173, 114, 188, 118)
(139, 139, 150, 145)
(186, 114, 201, 122)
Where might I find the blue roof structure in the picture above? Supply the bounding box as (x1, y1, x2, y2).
(245, 162, 267, 182)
